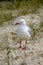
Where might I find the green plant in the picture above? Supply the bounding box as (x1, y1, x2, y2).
(40, 21, 43, 28)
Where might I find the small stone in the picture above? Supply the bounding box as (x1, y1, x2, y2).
(20, 62, 27, 65)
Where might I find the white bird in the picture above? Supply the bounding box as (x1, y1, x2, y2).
(12, 18, 31, 50)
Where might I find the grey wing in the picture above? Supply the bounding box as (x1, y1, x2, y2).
(26, 26, 31, 36)
(26, 26, 31, 32)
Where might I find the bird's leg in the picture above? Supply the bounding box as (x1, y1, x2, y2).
(25, 40, 27, 44)
(19, 40, 21, 48)
(24, 40, 27, 49)
(22, 40, 27, 50)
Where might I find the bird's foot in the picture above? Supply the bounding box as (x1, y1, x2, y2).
(19, 46, 21, 48)
(22, 47, 26, 50)
(19, 45, 21, 48)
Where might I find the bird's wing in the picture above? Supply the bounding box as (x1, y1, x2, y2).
(26, 26, 31, 38)
(26, 26, 31, 35)
(26, 26, 31, 32)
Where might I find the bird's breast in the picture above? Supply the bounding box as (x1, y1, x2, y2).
(16, 27, 31, 39)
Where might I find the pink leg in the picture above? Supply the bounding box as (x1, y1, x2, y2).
(19, 40, 21, 48)
(25, 40, 27, 44)
(22, 40, 27, 50)
(24, 40, 27, 49)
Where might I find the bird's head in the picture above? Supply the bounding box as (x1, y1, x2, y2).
(15, 19, 26, 26)
(12, 19, 26, 26)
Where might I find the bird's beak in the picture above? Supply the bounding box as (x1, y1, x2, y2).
(15, 23, 20, 25)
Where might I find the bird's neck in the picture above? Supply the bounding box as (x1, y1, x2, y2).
(18, 24, 26, 28)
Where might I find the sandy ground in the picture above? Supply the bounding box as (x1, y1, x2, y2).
(0, 27, 43, 65)
(0, 8, 43, 65)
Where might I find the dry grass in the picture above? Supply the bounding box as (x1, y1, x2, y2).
(0, 1, 43, 25)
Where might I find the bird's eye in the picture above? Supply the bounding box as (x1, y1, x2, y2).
(20, 22, 22, 23)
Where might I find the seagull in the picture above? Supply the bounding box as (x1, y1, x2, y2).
(12, 18, 31, 50)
